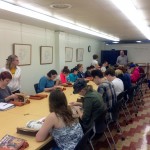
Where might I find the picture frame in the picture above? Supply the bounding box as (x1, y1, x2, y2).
(40, 46, 53, 64)
(13, 44, 31, 66)
(76, 48, 84, 62)
(65, 47, 73, 62)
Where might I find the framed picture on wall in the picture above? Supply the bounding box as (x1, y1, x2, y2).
(40, 46, 53, 64)
(13, 44, 31, 66)
(65, 47, 73, 62)
(76, 48, 84, 62)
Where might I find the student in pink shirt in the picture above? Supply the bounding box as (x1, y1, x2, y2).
(129, 64, 140, 83)
(60, 66, 70, 84)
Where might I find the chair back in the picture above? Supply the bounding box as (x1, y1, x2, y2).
(74, 125, 94, 150)
(34, 83, 39, 93)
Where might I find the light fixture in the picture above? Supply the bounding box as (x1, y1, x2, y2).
(0, 0, 119, 41)
(112, 41, 119, 43)
(109, 0, 150, 40)
(136, 40, 142, 43)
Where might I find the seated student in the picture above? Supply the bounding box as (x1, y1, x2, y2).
(91, 70, 117, 112)
(129, 64, 140, 84)
(101, 61, 109, 73)
(77, 64, 85, 78)
(0, 71, 18, 102)
(36, 90, 83, 150)
(135, 64, 145, 74)
(84, 65, 94, 78)
(37, 70, 59, 93)
(91, 54, 100, 69)
(60, 66, 70, 84)
(115, 67, 131, 91)
(105, 68, 124, 96)
(67, 67, 78, 83)
(70, 79, 106, 132)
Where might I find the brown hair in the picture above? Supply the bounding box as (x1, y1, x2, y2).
(93, 54, 98, 59)
(49, 90, 76, 126)
(6, 55, 18, 69)
(77, 64, 83, 70)
(0, 71, 12, 80)
(62, 66, 70, 74)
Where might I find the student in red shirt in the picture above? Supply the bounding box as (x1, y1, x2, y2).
(60, 66, 70, 84)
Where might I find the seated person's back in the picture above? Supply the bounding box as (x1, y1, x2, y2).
(67, 67, 78, 83)
(36, 90, 83, 150)
(105, 68, 124, 96)
(37, 70, 58, 93)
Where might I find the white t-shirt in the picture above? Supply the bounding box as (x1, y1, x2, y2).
(91, 60, 98, 67)
(112, 78, 124, 96)
(101, 66, 106, 73)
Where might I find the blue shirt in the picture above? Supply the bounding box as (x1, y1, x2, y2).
(37, 76, 54, 93)
(67, 73, 78, 82)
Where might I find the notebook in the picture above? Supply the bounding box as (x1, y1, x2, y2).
(0, 102, 15, 111)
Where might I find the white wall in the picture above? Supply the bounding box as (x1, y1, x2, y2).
(105, 43, 150, 63)
(0, 19, 104, 94)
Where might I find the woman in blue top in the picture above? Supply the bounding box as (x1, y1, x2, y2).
(37, 70, 60, 93)
(36, 90, 83, 150)
(67, 67, 78, 83)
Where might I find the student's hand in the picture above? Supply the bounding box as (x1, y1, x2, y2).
(69, 102, 76, 106)
(10, 94, 18, 100)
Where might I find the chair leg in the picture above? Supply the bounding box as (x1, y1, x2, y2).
(89, 140, 94, 150)
(103, 132, 113, 150)
(106, 125, 117, 150)
(115, 121, 125, 141)
(124, 102, 132, 120)
(121, 107, 128, 125)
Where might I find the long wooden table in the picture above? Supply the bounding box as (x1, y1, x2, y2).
(0, 81, 97, 150)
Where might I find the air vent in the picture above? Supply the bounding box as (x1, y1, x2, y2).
(50, 4, 72, 9)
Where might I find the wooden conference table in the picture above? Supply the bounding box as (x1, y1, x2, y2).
(0, 81, 97, 150)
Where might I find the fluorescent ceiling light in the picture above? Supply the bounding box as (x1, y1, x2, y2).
(136, 40, 142, 43)
(0, 0, 119, 41)
(112, 41, 119, 43)
(109, 0, 150, 40)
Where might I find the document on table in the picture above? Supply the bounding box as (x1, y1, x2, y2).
(0, 102, 15, 111)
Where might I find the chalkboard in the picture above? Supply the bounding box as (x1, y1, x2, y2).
(101, 50, 127, 65)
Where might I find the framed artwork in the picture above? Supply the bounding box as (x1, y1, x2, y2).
(65, 47, 73, 62)
(76, 48, 84, 62)
(13, 44, 31, 66)
(40, 46, 53, 64)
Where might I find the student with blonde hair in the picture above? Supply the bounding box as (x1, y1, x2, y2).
(0, 55, 21, 93)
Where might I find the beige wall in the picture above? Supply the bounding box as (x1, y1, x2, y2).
(0, 19, 104, 94)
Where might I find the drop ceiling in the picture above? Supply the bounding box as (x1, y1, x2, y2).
(0, 0, 150, 41)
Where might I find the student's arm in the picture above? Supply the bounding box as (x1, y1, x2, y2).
(69, 102, 83, 107)
(36, 113, 55, 142)
(38, 77, 55, 92)
(80, 98, 92, 122)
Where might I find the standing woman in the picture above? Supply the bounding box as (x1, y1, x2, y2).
(0, 55, 21, 94)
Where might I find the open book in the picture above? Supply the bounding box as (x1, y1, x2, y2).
(0, 102, 15, 111)
(17, 117, 45, 136)
(0, 134, 27, 150)
(15, 93, 29, 103)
